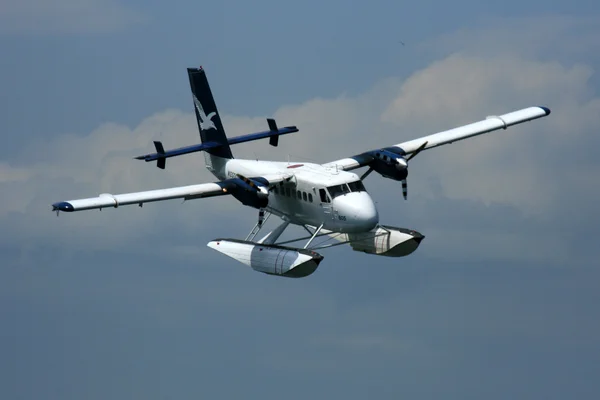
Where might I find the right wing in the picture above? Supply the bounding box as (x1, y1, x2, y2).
(52, 182, 228, 212)
(51, 172, 295, 213)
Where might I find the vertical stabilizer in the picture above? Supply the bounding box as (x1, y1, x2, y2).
(187, 67, 233, 160)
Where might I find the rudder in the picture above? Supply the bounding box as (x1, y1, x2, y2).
(187, 67, 233, 159)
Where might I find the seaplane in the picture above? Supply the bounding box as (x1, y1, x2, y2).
(51, 66, 551, 278)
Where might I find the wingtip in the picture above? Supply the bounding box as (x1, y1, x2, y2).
(539, 106, 551, 115)
(52, 202, 74, 212)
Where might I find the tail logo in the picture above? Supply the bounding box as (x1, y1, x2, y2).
(193, 95, 217, 131)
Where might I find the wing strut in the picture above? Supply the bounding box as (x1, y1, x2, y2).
(360, 167, 374, 180)
(304, 223, 324, 249)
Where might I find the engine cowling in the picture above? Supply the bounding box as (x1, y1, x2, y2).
(227, 177, 270, 209)
(369, 149, 408, 181)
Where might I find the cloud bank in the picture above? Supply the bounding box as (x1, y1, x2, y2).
(1, 16, 599, 267)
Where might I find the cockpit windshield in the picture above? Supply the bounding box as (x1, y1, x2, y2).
(327, 184, 350, 199)
(348, 180, 366, 192)
(325, 180, 366, 199)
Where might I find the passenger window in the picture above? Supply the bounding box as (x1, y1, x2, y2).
(297, 190, 301, 199)
(302, 192, 307, 201)
(308, 193, 313, 203)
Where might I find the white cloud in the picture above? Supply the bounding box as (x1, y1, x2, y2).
(422, 15, 600, 61)
(0, 0, 148, 34)
(379, 54, 600, 214)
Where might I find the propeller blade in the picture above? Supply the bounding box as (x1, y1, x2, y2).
(237, 174, 261, 190)
(406, 141, 428, 162)
(401, 179, 407, 200)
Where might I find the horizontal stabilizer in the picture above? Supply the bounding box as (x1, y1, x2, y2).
(225, 124, 297, 146)
(135, 119, 298, 168)
(135, 141, 222, 163)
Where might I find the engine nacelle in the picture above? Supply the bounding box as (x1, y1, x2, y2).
(347, 225, 424, 257)
(227, 178, 269, 209)
(368, 149, 408, 181)
(207, 239, 324, 278)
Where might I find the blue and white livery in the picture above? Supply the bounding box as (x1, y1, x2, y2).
(51, 66, 551, 278)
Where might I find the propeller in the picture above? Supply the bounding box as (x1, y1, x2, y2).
(360, 141, 429, 199)
(399, 141, 428, 200)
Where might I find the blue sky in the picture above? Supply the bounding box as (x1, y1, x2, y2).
(2, 1, 600, 399)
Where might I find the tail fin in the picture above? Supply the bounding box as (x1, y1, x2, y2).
(187, 67, 233, 159)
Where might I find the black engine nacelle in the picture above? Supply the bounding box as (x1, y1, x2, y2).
(369, 149, 408, 181)
(228, 177, 270, 209)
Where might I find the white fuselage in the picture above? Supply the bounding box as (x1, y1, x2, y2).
(207, 156, 379, 233)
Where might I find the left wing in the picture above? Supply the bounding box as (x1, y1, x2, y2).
(323, 106, 550, 172)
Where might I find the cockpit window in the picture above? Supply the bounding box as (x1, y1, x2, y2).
(348, 180, 366, 192)
(319, 188, 330, 203)
(324, 181, 366, 199)
(326, 184, 351, 199)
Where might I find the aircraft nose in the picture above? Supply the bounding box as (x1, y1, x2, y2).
(333, 192, 378, 232)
